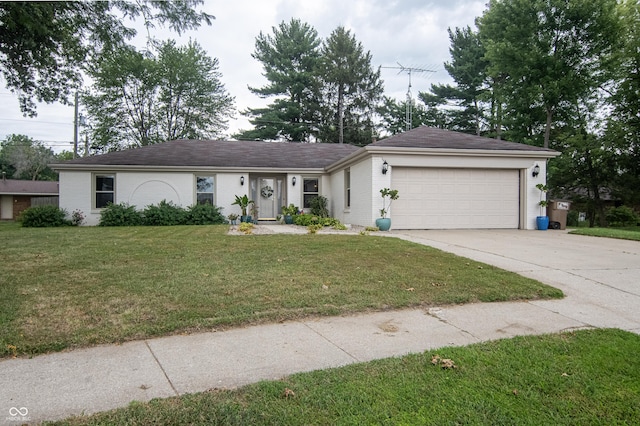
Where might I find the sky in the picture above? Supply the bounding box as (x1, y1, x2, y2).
(0, 0, 488, 153)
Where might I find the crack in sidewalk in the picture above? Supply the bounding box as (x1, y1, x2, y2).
(145, 341, 180, 397)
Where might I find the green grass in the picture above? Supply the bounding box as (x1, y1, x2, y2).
(569, 226, 640, 241)
(49, 329, 640, 425)
(0, 225, 562, 358)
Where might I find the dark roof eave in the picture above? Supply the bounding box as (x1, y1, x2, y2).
(50, 164, 328, 174)
(327, 145, 560, 172)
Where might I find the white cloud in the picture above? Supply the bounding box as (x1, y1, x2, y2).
(0, 0, 486, 151)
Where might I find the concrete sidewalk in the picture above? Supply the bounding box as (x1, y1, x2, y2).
(2, 229, 639, 424)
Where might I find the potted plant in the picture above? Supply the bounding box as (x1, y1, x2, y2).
(250, 203, 259, 224)
(536, 183, 549, 230)
(281, 203, 298, 224)
(376, 188, 399, 231)
(232, 194, 254, 223)
(227, 213, 238, 225)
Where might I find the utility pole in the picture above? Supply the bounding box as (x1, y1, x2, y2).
(73, 92, 79, 159)
(381, 63, 436, 131)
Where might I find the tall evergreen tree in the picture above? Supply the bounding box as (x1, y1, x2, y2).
(235, 19, 322, 142)
(425, 26, 489, 136)
(318, 27, 384, 144)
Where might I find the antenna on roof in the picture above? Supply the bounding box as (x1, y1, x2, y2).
(381, 63, 436, 131)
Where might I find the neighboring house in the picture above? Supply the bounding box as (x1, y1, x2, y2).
(0, 177, 59, 220)
(50, 126, 559, 229)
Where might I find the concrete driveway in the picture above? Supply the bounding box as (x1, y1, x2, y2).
(393, 229, 640, 334)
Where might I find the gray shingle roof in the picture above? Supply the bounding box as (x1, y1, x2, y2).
(52, 127, 556, 171)
(371, 126, 556, 152)
(0, 179, 59, 195)
(54, 140, 360, 169)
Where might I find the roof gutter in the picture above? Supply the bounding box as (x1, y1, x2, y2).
(326, 146, 560, 173)
(49, 164, 327, 175)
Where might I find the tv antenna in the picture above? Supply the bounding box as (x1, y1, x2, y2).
(381, 63, 436, 131)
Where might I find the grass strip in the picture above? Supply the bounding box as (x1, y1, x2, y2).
(50, 329, 640, 425)
(569, 226, 640, 241)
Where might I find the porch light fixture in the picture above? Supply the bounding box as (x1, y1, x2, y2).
(382, 160, 389, 175)
(240, 176, 245, 186)
(532, 164, 540, 178)
(292, 176, 296, 186)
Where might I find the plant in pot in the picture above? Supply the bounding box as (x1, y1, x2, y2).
(376, 188, 399, 231)
(232, 194, 254, 223)
(227, 213, 239, 225)
(536, 183, 549, 230)
(281, 203, 298, 224)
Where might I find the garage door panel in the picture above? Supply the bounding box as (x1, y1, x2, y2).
(391, 168, 519, 229)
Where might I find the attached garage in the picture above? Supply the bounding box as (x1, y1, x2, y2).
(391, 168, 520, 229)
(329, 126, 560, 230)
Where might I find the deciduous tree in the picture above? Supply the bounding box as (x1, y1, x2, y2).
(83, 41, 235, 151)
(477, 0, 620, 148)
(0, 1, 213, 116)
(0, 134, 56, 180)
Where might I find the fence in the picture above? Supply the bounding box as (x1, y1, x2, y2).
(30, 196, 59, 207)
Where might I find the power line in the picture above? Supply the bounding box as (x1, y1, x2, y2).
(0, 117, 73, 126)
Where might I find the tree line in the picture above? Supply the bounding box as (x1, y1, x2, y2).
(1, 0, 638, 222)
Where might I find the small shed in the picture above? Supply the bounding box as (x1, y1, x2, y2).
(0, 177, 59, 220)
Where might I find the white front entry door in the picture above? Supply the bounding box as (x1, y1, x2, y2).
(252, 177, 284, 220)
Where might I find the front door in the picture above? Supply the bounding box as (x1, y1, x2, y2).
(251, 177, 285, 220)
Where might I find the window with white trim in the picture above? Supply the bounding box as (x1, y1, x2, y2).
(95, 175, 115, 208)
(302, 178, 319, 208)
(196, 176, 214, 205)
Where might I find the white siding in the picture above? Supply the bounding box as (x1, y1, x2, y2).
(59, 171, 96, 224)
(216, 173, 245, 218)
(344, 157, 376, 227)
(527, 161, 547, 229)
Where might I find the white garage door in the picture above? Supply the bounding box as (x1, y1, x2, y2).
(391, 168, 520, 229)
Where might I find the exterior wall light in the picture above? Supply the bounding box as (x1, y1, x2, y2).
(240, 176, 245, 186)
(292, 176, 296, 186)
(382, 160, 389, 175)
(532, 164, 540, 178)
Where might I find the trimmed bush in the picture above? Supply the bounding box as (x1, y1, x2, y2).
(20, 205, 70, 227)
(309, 195, 329, 218)
(142, 200, 187, 226)
(294, 214, 342, 227)
(186, 203, 227, 225)
(99, 203, 143, 226)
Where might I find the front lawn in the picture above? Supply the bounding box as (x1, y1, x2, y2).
(0, 225, 562, 358)
(51, 329, 640, 425)
(569, 226, 640, 241)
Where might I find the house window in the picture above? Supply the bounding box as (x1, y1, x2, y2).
(345, 169, 351, 208)
(95, 175, 114, 208)
(196, 176, 214, 205)
(302, 178, 319, 208)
